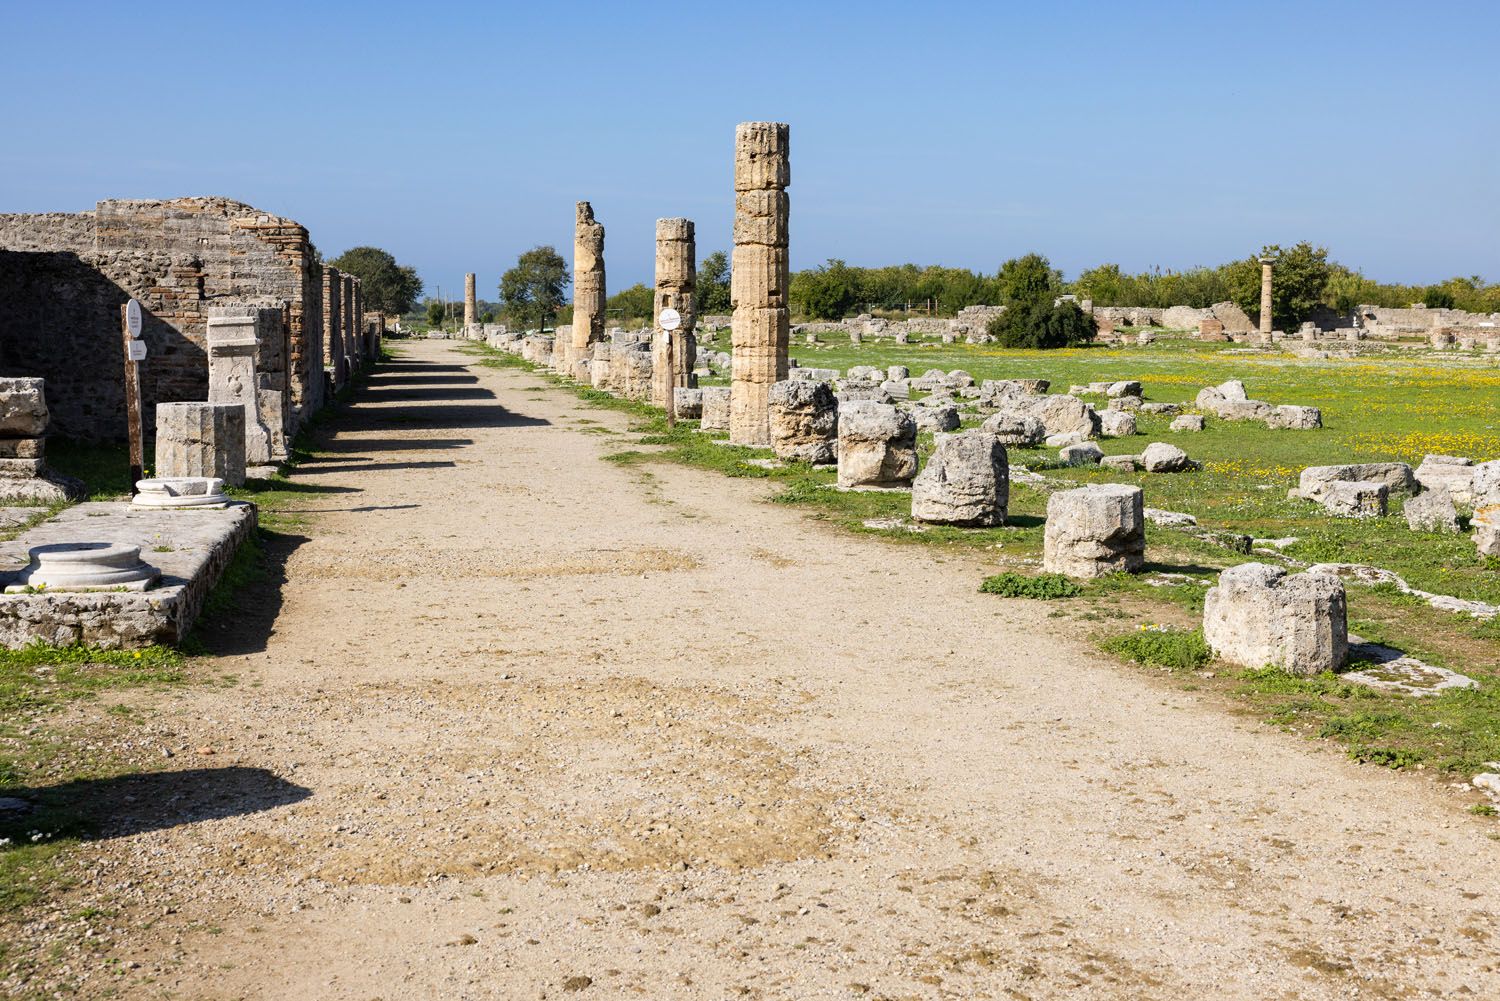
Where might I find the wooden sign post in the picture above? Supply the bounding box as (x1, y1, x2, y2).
(659, 307, 681, 429)
(120, 299, 146, 493)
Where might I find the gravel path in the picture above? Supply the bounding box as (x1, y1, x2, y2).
(65, 341, 1500, 998)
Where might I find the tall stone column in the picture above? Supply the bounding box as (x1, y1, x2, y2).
(322, 266, 343, 388)
(569, 202, 606, 381)
(651, 218, 697, 409)
(730, 122, 790, 446)
(1259, 257, 1274, 336)
(464, 272, 477, 330)
(342, 274, 357, 373)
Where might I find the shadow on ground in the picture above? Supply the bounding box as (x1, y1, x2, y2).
(0, 767, 311, 841)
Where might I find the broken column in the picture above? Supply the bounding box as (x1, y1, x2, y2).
(730, 121, 790, 446)
(768, 380, 838, 464)
(207, 306, 288, 469)
(651, 218, 698, 409)
(1203, 564, 1347, 675)
(155, 402, 246, 487)
(837, 401, 917, 489)
(912, 430, 1009, 526)
(1043, 484, 1145, 578)
(322, 266, 344, 388)
(0, 378, 83, 502)
(1259, 257, 1274, 337)
(464, 272, 477, 331)
(568, 202, 606, 381)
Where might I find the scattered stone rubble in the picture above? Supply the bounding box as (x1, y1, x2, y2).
(1043, 484, 1145, 578)
(1203, 564, 1347, 676)
(911, 431, 1007, 526)
(1195, 379, 1322, 430)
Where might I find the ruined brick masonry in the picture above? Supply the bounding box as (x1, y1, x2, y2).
(0, 197, 342, 441)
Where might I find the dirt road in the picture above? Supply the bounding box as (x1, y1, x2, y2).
(66, 341, 1500, 998)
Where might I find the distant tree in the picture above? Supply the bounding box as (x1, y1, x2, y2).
(791, 259, 860, 320)
(607, 283, 655, 325)
(1227, 242, 1330, 331)
(329, 246, 424, 316)
(425, 300, 446, 328)
(499, 246, 570, 331)
(987, 299, 1096, 349)
(1422, 287, 1456, 309)
(696, 251, 732, 314)
(479, 311, 496, 324)
(997, 253, 1061, 303)
(1072, 263, 1125, 305)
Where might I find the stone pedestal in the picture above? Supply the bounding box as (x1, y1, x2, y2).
(837, 402, 917, 488)
(6, 542, 159, 593)
(155, 402, 246, 487)
(0, 377, 83, 502)
(768, 380, 838, 464)
(912, 431, 1008, 526)
(1043, 484, 1145, 578)
(207, 307, 287, 467)
(730, 122, 790, 445)
(1204, 564, 1347, 675)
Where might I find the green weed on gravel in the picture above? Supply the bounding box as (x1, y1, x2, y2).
(979, 572, 1082, 599)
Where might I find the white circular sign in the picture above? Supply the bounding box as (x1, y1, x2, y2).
(659, 307, 682, 331)
(126, 299, 143, 338)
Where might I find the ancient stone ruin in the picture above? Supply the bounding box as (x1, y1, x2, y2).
(1043, 484, 1145, 578)
(767, 380, 837, 464)
(0, 377, 82, 502)
(155, 402, 246, 487)
(651, 218, 697, 410)
(837, 401, 917, 489)
(565, 202, 606, 382)
(729, 122, 790, 446)
(911, 430, 1008, 526)
(1204, 564, 1348, 675)
(464, 272, 477, 330)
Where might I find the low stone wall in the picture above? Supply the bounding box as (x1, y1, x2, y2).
(0, 501, 257, 648)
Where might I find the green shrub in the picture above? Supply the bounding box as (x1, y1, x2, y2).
(1101, 627, 1212, 671)
(986, 299, 1096, 349)
(1348, 745, 1425, 769)
(978, 572, 1082, 599)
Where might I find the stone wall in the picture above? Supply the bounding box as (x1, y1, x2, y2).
(0, 197, 326, 440)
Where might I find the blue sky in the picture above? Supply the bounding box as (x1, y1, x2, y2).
(3, 1, 1496, 300)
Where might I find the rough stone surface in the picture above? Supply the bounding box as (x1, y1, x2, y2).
(673, 388, 703, 419)
(911, 431, 1008, 526)
(1107, 381, 1142, 398)
(1140, 442, 1196, 473)
(1320, 480, 1388, 518)
(0, 501, 256, 648)
(1098, 410, 1136, 437)
(1404, 488, 1460, 533)
(1059, 442, 1103, 466)
(699, 387, 731, 431)
(730, 122, 790, 446)
(1043, 484, 1145, 579)
(979, 413, 1045, 447)
(1100, 454, 1139, 472)
(1267, 404, 1323, 430)
(910, 404, 960, 434)
(837, 401, 917, 489)
(1170, 414, 1205, 432)
(1298, 463, 1416, 501)
(567, 202, 607, 381)
(0, 377, 49, 437)
(651, 218, 697, 408)
(1203, 564, 1348, 676)
(155, 402, 247, 487)
(1415, 455, 1476, 506)
(767, 380, 838, 464)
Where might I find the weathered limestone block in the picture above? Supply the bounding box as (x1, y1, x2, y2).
(1320, 480, 1388, 518)
(1405, 487, 1460, 533)
(206, 307, 287, 466)
(837, 402, 917, 489)
(1099, 410, 1136, 437)
(154, 402, 246, 487)
(980, 413, 1045, 447)
(887, 365, 910, 382)
(912, 431, 1008, 526)
(590, 342, 614, 391)
(1297, 463, 1416, 501)
(1170, 414, 1205, 432)
(1043, 484, 1145, 578)
(1141, 442, 1196, 473)
(614, 343, 654, 401)
(1472, 505, 1500, 557)
(1203, 564, 1347, 676)
(569, 201, 607, 381)
(1472, 459, 1500, 508)
(1060, 442, 1104, 466)
(994, 393, 1098, 438)
(0, 378, 49, 437)
(1107, 380, 1142, 398)
(1101, 454, 1140, 472)
(768, 380, 838, 464)
(1140, 402, 1181, 416)
(674, 388, 703, 419)
(1267, 404, 1323, 430)
(699, 387, 731, 431)
(911, 404, 960, 433)
(729, 122, 790, 446)
(1416, 455, 1476, 507)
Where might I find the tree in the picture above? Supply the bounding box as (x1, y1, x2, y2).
(328, 246, 424, 316)
(997, 253, 1061, 303)
(987, 299, 1096, 349)
(426, 300, 446, 328)
(790, 259, 859, 320)
(1227, 242, 1331, 331)
(696, 251, 731, 314)
(499, 246, 570, 331)
(1422, 287, 1456, 309)
(607, 283, 655, 326)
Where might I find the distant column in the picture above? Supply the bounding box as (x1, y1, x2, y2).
(729, 122, 790, 446)
(569, 202, 607, 381)
(1259, 257, 1274, 336)
(652, 218, 697, 409)
(322, 266, 343, 388)
(464, 272, 477, 330)
(342, 274, 357, 373)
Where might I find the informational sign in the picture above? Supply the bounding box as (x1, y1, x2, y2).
(127, 341, 148, 361)
(659, 307, 682, 331)
(125, 299, 143, 338)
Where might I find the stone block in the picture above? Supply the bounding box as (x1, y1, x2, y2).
(911, 431, 1008, 526)
(768, 380, 838, 464)
(1099, 410, 1136, 437)
(154, 402, 246, 487)
(1170, 414, 1205, 432)
(1267, 404, 1323, 430)
(979, 413, 1045, 447)
(1203, 564, 1347, 676)
(911, 404, 960, 434)
(1320, 480, 1388, 518)
(0, 378, 49, 437)
(837, 402, 918, 489)
(673, 388, 703, 419)
(1415, 455, 1475, 506)
(1043, 484, 1145, 579)
(1298, 463, 1416, 501)
(699, 387, 731, 431)
(1404, 487, 1460, 533)
(1140, 442, 1197, 473)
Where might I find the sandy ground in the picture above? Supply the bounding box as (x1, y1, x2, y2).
(40, 340, 1500, 999)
